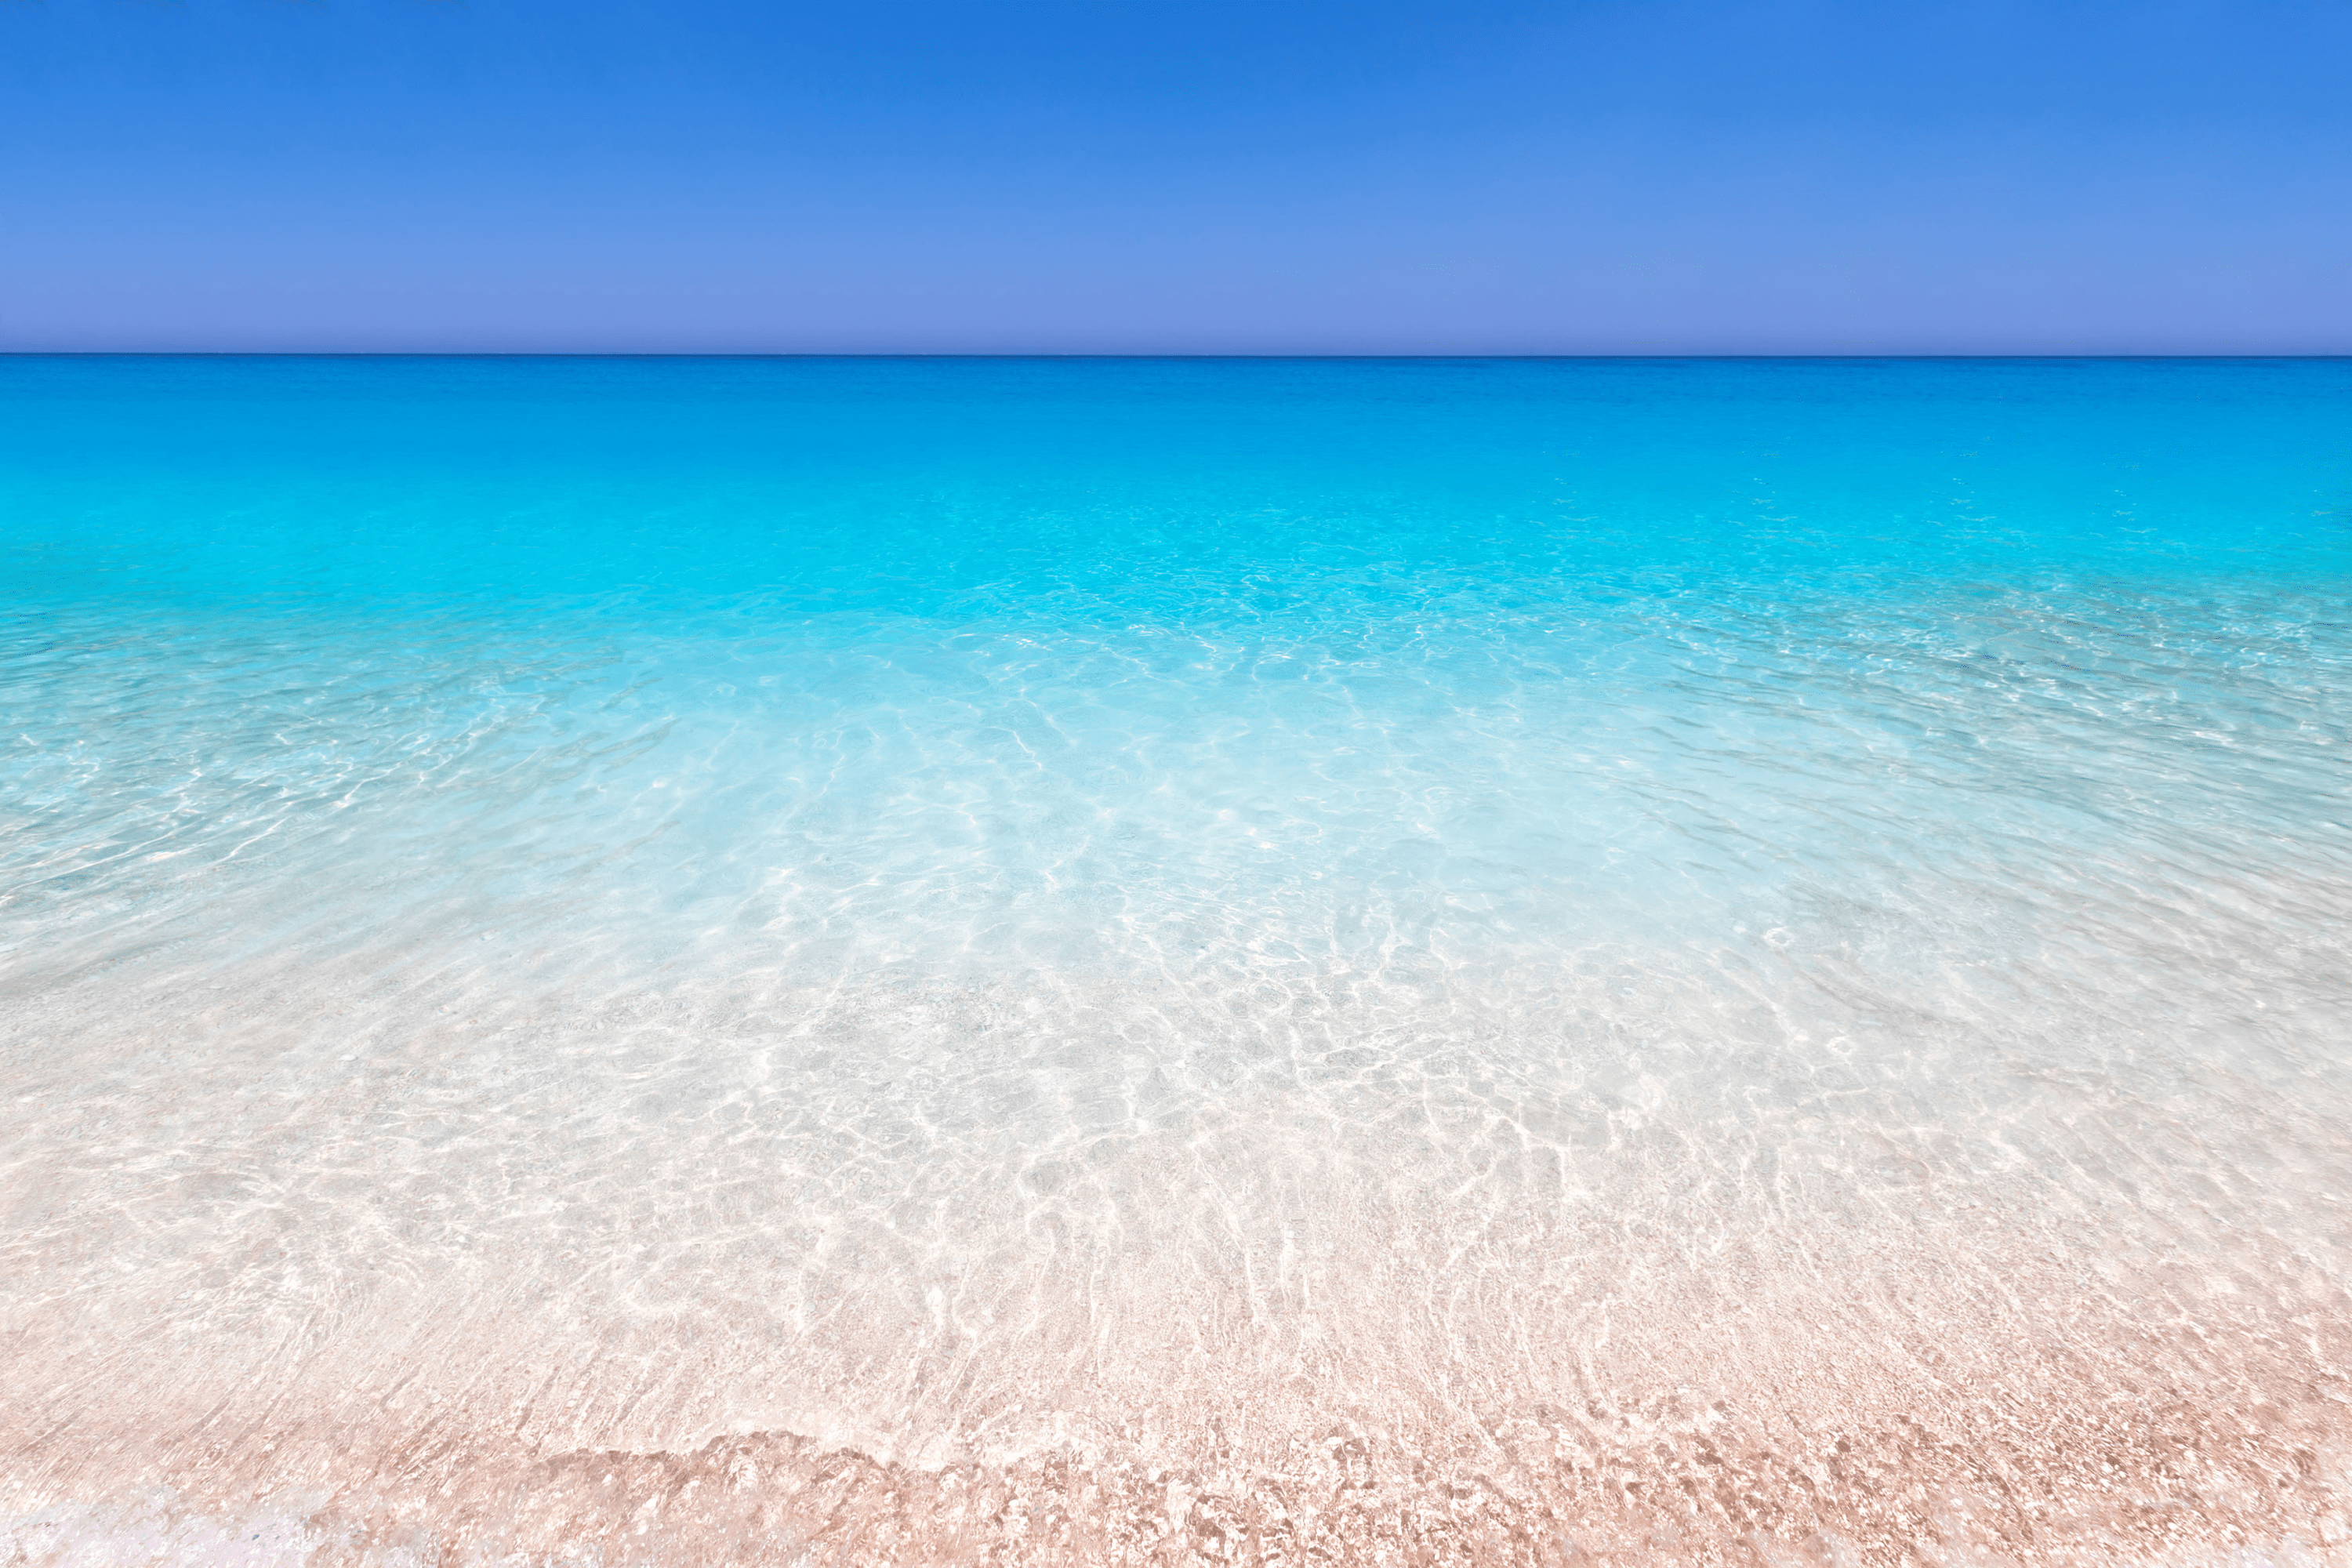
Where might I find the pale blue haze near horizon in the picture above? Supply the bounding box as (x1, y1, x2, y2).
(4, 0, 2351, 352)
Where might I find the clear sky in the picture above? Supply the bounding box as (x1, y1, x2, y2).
(4, 0, 2349, 354)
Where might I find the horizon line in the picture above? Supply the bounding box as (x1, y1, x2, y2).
(6, 350, 2351, 363)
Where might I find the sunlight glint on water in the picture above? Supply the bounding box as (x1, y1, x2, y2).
(3, 358, 2350, 1564)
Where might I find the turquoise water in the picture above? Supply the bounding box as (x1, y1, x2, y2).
(4, 358, 2350, 1563)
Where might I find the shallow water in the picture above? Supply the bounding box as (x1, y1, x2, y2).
(3, 357, 2350, 1564)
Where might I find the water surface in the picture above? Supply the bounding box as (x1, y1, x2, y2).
(4, 357, 2350, 1564)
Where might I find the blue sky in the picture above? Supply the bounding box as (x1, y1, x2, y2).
(4, 0, 2348, 353)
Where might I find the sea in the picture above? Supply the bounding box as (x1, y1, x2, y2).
(2, 356, 2349, 1565)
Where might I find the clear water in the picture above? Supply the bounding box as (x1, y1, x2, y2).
(3, 357, 2350, 1565)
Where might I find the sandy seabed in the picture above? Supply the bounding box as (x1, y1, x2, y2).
(6, 957, 2351, 1567)
(6, 1269, 2350, 1566)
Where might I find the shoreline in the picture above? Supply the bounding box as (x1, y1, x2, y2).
(10, 1353, 2348, 1564)
(10, 1184, 2349, 1564)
